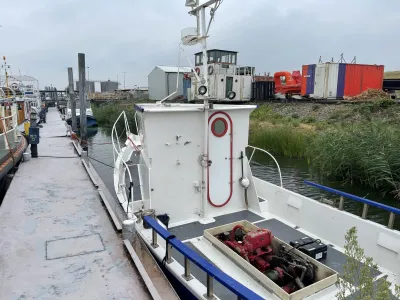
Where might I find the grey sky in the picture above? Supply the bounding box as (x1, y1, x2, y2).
(1, 0, 399, 89)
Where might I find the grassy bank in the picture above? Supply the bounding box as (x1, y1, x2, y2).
(251, 102, 400, 198)
(92, 103, 137, 133)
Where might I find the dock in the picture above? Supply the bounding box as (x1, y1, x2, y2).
(0, 108, 178, 300)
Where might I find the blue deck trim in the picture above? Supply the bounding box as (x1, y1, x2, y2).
(134, 104, 144, 112)
(143, 216, 264, 300)
(304, 181, 400, 215)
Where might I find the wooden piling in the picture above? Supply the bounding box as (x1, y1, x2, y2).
(78, 53, 87, 143)
(68, 67, 77, 132)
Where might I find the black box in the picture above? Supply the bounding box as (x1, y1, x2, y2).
(290, 237, 328, 261)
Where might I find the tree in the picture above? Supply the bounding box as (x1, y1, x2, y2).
(336, 227, 400, 300)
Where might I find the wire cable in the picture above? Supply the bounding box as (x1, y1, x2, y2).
(37, 155, 114, 169)
(87, 156, 114, 168)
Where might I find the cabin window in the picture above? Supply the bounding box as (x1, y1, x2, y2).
(221, 52, 229, 63)
(280, 76, 287, 85)
(211, 118, 228, 137)
(208, 50, 215, 63)
(214, 51, 221, 63)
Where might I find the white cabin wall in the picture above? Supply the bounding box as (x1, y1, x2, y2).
(207, 108, 255, 217)
(217, 74, 226, 99)
(241, 76, 252, 100)
(141, 106, 255, 223)
(231, 76, 240, 100)
(208, 74, 217, 99)
(144, 111, 204, 223)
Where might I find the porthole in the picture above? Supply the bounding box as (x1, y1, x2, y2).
(211, 118, 228, 137)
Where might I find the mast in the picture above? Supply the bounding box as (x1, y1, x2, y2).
(185, 0, 222, 222)
(2, 56, 9, 88)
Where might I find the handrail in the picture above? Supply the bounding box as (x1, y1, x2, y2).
(304, 180, 399, 229)
(0, 111, 17, 120)
(246, 145, 283, 187)
(0, 126, 17, 137)
(0, 110, 18, 136)
(143, 216, 264, 300)
(111, 111, 134, 213)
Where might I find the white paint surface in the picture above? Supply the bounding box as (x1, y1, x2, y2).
(312, 63, 340, 98)
(254, 177, 400, 279)
(208, 112, 231, 206)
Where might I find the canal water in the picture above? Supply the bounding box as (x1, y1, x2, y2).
(87, 127, 400, 231)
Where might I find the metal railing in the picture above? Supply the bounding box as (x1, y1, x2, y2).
(247, 145, 283, 187)
(304, 181, 400, 229)
(143, 215, 264, 300)
(111, 111, 134, 215)
(112, 110, 152, 217)
(0, 111, 18, 136)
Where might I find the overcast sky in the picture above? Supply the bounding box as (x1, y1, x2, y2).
(1, 0, 399, 89)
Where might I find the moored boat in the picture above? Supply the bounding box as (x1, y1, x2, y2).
(111, 1, 400, 299)
(0, 90, 28, 185)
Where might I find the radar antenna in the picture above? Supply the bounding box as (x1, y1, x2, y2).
(182, 0, 223, 100)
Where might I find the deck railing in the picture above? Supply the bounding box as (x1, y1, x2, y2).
(304, 180, 400, 229)
(143, 216, 264, 300)
(0, 103, 18, 150)
(111, 111, 134, 215)
(247, 145, 283, 187)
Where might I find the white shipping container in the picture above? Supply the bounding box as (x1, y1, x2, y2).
(312, 63, 340, 99)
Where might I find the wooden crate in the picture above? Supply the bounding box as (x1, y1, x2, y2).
(204, 220, 338, 300)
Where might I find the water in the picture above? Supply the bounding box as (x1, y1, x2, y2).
(87, 127, 400, 231)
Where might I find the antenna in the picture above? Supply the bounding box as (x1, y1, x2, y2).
(185, 0, 199, 6)
(183, 0, 223, 100)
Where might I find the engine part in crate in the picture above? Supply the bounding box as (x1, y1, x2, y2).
(204, 220, 338, 300)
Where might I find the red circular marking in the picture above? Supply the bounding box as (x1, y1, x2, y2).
(211, 117, 228, 137)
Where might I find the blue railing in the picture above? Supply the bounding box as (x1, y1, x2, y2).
(304, 180, 399, 229)
(143, 216, 264, 300)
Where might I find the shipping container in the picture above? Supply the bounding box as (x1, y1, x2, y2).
(251, 81, 275, 101)
(303, 63, 384, 99)
(313, 63, 342, 98)
(344, 64, 384, 97)
(301, 64, 316, 96)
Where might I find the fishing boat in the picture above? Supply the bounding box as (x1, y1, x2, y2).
(111, 1, 400, 299)
(0, 58, 28, 186)
(8, 75, 41, 128)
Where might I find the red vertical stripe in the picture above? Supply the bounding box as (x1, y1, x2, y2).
(301, 65, 308, 96)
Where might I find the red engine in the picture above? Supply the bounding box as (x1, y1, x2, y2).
(223, 225, 274, 272)
(217, 224, 314, 294)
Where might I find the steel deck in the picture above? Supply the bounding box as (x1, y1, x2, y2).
(0, 108, 151, 300)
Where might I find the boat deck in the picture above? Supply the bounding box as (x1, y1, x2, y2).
(0, 108, 152, 300)
(169, 210, 382, 300)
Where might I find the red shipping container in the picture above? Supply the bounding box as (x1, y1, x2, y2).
(301, 65, 308, 95)
(344, 64, 384, 97)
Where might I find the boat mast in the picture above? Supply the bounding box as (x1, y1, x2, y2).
(186, 0, 222, 222)
(1, 56, 10, 88)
